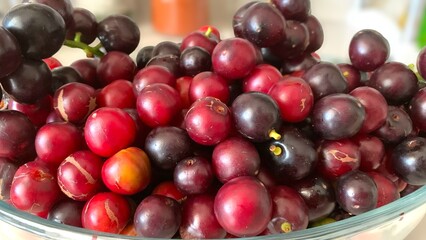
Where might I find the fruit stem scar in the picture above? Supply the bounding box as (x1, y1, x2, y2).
(327, 150, 357, 163)
(269, 129, 281, 140)
(343, 71, 349, 77)
(269, 145, 282, 156)
(281, 221, 292, 233)
(204, 26, 212, 37)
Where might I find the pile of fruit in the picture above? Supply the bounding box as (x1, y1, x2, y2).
(1, 0, 426, 238)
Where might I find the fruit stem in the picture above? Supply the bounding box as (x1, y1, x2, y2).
(204, 26, 212, 37)
(269, 129, 282, 140)
(281, 222, 292, 233)
(74, 32, 82, 43)
(63, 33, 105, 58)
(269, 145, 282, 156)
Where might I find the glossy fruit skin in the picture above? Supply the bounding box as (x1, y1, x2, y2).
(0, 27, 22, 78)
(82, 192, 131, 234)
(270, 20, 309, 60)
(180, 194, 227, 239)
(409, 87, 426, 132)
(292, 175, 336, 221)
(367, 171, 400, 208)
(66, 7, 97, 44)
(34, 0, 74, 27)
(173, 156, 213, 195)
(51, 66, 83, 94)
(102, 147, 151, 195)
(136, 46, 154, 69)
(268, 76, 314, 122)
(57, 150, 103, 201)
(1, 59, 52, 104)
(337, 63, 361, 91)
(2, 3, 66, 59)
(97, 80, 136, 109)
(8, 95, 52, 128)
(266, 185, 309, 234)
(10, 160, 61, 216)
(152, 181, 186, 202)
(374, 106, 413, 145)
(242, 64, 282, 94)
(214, 176, 272, 237)
(317, 139, 361, 180)
(271, 0, 311, 21)
(368, 62, 418, 105)
(0, 158, 18, 204)
(144, 126, 192, 170)
(212, 38, 258, 80)
(312, 93, 365, 140)
(301, 62, 348, 100)
(263, 128, 317, 182)
(304, 15, 324, 53)
(84, 107, 136, 157)
(133, 195, 182, 238)
(97, 14, 140, 54)
(238, 2, 286, 47)
(136, 83, 182, 128)
(180, 31, 218, 55)
(133, 65, 176, 95)
(185, 97, 232, 145)
(349, 29, 390, 72)
(189, 71, 230, 104)
(349, 86, 388, 134)
(48, 200, 84, 227)
(0, 110, 36, 162)
(96, 51, 136, 87)
(212, 136, 261, 183)
(180, 46, 212, 76)
(232, 92, 282, 142)
(335, 170, 378, 215)
(35, 122, 83, 167)
(352, 134, 385, 171)
(391, 137, 426, 185)
(53, 82, 97, 124)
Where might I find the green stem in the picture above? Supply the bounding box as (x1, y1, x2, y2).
(64, 33, 105, 58)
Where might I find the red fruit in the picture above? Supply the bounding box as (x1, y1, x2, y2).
(0, 110, 36, 162)
(180, 194, 227, 239)
(10, 160, 61, 216)
(43, 57, 62, 70)
(180, 31, 218, 55)
(57, 150, 103, 201)
(35, 122, 83, 166)
(136, 83, 182, 128)
(242, 64, 283, 94)
(8, 95, 52, 128)
(176, 76, 193, 109)
(132, 65, 176, 95)
(185, 97, 232, 145)
(152, 181, 186, 202)
(84, 107, 136, 157)
(214, 176, 272, 237)
(268, 76, 314, 122)
(102, 147, 151, 195)
(350, 86, 388, 134)
(212, 136, 261, 183)
(189, 71, 230, 104)
(367, 171, 400, 208)
(53, 82, 97, 124)
(97, 51, 136, 87)
(266, 185, 309, 234)
(212, 38, 257, 80)
(82, 192, 131, 234)
(97, 79, 136, 109)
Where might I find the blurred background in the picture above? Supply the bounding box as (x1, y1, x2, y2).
(1, 0, 426, 65)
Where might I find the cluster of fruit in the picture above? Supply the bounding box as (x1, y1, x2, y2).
(1, 0, 426, 239)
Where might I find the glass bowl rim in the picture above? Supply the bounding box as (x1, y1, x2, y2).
(1, 185, 426, 240)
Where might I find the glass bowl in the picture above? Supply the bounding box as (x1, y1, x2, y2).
(0, 185, 425, 240)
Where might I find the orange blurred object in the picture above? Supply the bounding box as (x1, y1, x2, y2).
(120, 222, 137, 236)
(151, 0, 209, 36)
